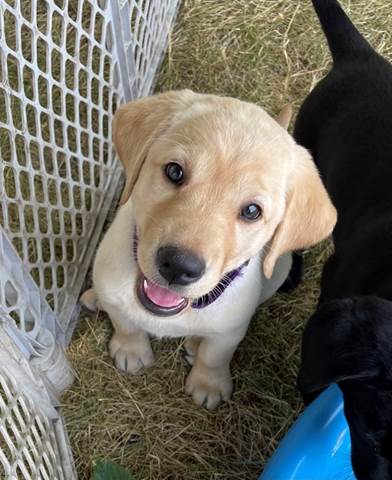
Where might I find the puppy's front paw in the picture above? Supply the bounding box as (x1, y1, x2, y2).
(80, 288, 103, 312)
(109, 331, 154, 375)
(185, 363, 233, 410)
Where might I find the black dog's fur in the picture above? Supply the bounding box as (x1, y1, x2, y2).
(294, 1, 392, 478)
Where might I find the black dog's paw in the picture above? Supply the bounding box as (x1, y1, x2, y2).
(278, 251, 304, 294)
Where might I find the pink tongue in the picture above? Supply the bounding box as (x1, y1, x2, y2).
(143, 278, 185, 308)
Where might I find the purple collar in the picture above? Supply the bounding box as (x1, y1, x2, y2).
(133, 232, 248, 310)
(191, 264, 247, 309)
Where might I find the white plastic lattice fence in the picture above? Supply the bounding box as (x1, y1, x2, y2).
(0, 326, 75, 479)
(0, 0, 179, 477)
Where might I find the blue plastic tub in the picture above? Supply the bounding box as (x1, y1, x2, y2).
(259, 385, 355, 480)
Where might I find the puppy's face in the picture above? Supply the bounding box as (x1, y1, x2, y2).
(133, 106, 288, 299)
(113, 91, 336, 315)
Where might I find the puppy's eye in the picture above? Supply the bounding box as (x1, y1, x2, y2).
(240, 203, 262, 221)
(164, 162, 184, 185)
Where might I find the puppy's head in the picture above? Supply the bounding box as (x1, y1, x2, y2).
(298, 297, 392, 480)
(113, 90, 336, 314)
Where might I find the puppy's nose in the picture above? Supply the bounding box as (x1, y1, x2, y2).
(157, 246, 205, 285)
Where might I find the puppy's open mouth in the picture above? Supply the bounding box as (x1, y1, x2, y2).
(136, 274, 189, 316)
(133, 230, 248, 316)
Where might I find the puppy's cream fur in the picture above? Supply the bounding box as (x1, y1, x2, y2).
(81, 91, 336, 409)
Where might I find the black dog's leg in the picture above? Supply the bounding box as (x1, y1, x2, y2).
(278, 251, 304, 293)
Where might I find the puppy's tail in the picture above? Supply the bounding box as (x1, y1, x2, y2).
(311, 0, 374, 63)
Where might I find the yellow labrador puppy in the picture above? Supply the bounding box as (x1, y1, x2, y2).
(81, 90, 336, 409)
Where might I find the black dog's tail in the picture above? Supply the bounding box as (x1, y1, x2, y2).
(311, 0, 374, 63)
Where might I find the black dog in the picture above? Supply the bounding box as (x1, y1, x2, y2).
(294, 1, 392, 478)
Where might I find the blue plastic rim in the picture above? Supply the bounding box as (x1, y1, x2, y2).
(259, 385, 355, 480)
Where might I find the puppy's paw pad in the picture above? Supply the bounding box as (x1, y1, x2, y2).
(109, 334, 154, 375)
(80, 288, 100, 312)
(185, 366, 232, 410)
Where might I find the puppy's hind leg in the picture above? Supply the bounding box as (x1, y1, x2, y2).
(80, 288, 102, 312)
(278, 251, 304, 294)
(276, 104, 293, 130)
(259, 252, 294, 303)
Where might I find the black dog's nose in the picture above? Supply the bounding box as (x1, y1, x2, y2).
(157, 246, 205, 285)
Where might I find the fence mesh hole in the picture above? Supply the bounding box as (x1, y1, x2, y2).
(21, 24, 33, 62)
(67, 1, 79, 22)
(9, 310, 21, 327)
(79, 36, 89, 66)
(27, 235, 38, 264)
(4, 9, 17, 50)
(36, 38, 48, 72)
(26, 104, 37, 136)
(4, 280, 18, 307)
(19, 171, 31, 201)
(36, 0, 49, 35)
(38, 75, 49, 108)
(39, 208, 49, 234)
(40, 112, 50, 142)
(7, 203, 19, 232)
(11, 96, 23, 130)
(82, 1, 92, 32)
(30, 140, 41, 171)
(94, 11, 104, 43)
(53, 0, 65, 9)
(4, 166, 16, 199)
(23, 65, 35, 100)
(0, 90, 7, 124)
(52, 85, 63, 116)
(33, 175, 45, 203)
(69, 157, 80, 182)
(52, 11, 64, 47)
(11, 237, 24, 259)
(24, 206, 35, 235)
(51, 49, 62, 82)
(54, 119, 64, 147)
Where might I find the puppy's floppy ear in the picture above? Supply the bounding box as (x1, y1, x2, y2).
(263, 146, 337, 278)
(113, 90, 197, 205)
(297, 298, 379, 394)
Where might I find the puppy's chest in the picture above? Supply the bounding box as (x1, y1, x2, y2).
(140, 308, 220, 338)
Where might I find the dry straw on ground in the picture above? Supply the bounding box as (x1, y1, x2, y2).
(62, 1, 392, 479)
